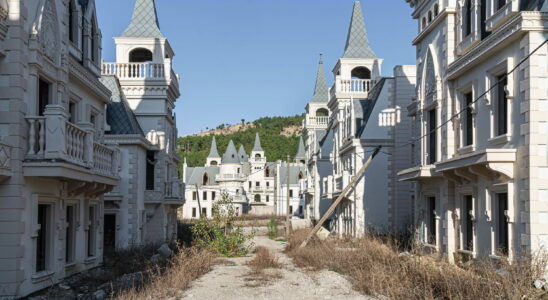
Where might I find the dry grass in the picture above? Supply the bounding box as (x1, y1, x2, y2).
(286, 229, 548, 300)
(243, 246, 283, 287)
(115, 247, 215, 299)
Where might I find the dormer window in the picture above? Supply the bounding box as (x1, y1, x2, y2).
(202, 173, 209, 186)
(129, 48, 153, 63)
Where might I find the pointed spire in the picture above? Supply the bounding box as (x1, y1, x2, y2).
(295, 137, 306, 160)
(343, 1, 376, 59)
(238, 145, 249, 163)
(207, 137, 221, 159)
(122, 0, 164, 38)
(222, 140, 240, 164)
(310, 55, 329, 103)
(252, 133, 264, 152)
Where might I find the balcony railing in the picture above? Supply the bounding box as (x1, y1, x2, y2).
(26, 105, 118, 178)
(331, 78, 374, 98)
(165, 180, 183, 199)
(306, 116, 329, 127)
(334, 172, 351, 194)
(102, 62, 166, 80)
(252, 186, 274, 193)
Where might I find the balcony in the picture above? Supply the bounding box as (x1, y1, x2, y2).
(333, 172, 351, 195)
(306, 116, 329, 129)
(24, 105, 119, 188)
(165, 180, 184, 206)
(102, 62, 179, 88)
(330, 78, 374, 99)
(252, 185, 274, 193)
(216, 173, 247, 182)
(0, 141, 11, 182)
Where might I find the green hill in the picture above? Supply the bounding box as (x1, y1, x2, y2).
(177, 115, 304, 167)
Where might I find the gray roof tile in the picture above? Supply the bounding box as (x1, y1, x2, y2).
(310, 56, 329, 103)
(222, 140, 240, 164)
(207, 137, 221, 159)
(252, 133, 264, 152)
(101, 76, 144, 136)
(343, 1, 376, 59)
(122, 0, 164, 38)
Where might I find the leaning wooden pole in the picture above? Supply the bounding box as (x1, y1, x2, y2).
(299, 146, 382, 248)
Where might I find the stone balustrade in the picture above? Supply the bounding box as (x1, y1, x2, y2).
(165, 180, 183, 199)
(26, 105, 118, 177)
(331, 78, 374, 98)
(102, 62, 166, 80)
(307, 116, 329, 127)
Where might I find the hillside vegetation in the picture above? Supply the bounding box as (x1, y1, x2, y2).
(177, 115, 304, 167)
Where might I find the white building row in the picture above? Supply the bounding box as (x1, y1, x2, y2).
(0, 0, 183, 298)
(181, 134, 306, 219)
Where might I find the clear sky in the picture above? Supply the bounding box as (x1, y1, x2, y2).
(96, 0, 417, 136)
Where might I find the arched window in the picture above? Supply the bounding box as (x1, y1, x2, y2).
(129, 48, 153, 63)
(265, 168, 270, 177)
(316, 108, 329, 117)
(298, 172, 304, 180)
(434, 4, 439, 16)
(422, 17, 427, 29)
(210, 160, 218, 166)
(255, 153, 261, 159)
(254, 194, 261, 202)
(202, 173, 209, 186)
(428, 11, 432, 22)
(464, 0, 473, 37)
(351, 67, 371, 80)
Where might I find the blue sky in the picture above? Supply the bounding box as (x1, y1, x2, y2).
(96, 0, 416, 136)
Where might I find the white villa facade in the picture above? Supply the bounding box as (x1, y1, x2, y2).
(0, 0, 121, 298)
(399, 0, 548, 262)
(182, 134, 306, 219)
(302, 1, 417, 236)
(101, 0, 183, 251)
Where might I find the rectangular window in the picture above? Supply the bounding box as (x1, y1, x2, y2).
(289, 205, 293, 214)
(65, 205, 75, 264)
(427, 197, 436, 245)
(212, 192, 216, 200)
(496, 75, 508, 136)
(87, 206, 96, 257)
(192, 207, 196, 218)
(201, 208, 207, 217)
(289, 190, 293, 198)
(497, 193, 509, 255)
(464, 92, 474, 146)
(480, 0, 489, 39)
(192, 192, 197, 201)
(299, 205, 303, 215)
(266, 195, 270, 202)
(146, 151, 155, 190)
(464, 195, 474, 251)
(203, 191, 207, 201)
(36, 204, 50, 272)
(38, 79, 50, 116)
(256, 182, 260, 187)
(464, 0, 472, 37)
(428, 109, 437, 164)
(69, 101, 77, 123)
(249, 181, 251, 188)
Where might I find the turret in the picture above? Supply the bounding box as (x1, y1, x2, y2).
(206, 136, 221, 166)
(251, 133, 265, 163)
(295, 137, 306, 164)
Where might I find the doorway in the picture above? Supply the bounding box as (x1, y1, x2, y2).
(103, 214, 116, 254)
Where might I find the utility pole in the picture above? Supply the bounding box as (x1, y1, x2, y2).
(286, 155, 291, 235)
(300, 146, 381, 248)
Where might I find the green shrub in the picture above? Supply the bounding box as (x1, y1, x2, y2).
(267, 218, 278, 239)
(191, 193, 254, 257)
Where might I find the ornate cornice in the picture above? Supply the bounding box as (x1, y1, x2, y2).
(447, 12, 548, 80)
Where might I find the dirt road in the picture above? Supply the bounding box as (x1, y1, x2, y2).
(180, 236, 371, 300)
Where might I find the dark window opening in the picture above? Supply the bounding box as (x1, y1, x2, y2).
(201, 208, 207, 217)
(428, 197, 436, 245)
(497, 0, 506, 10)
(38, 79, 50, 116)
(289, 189, 293, 198)
(146, 151, 155, 190)
(202, 173, 209, 186)
(87, 206, 96, 257)
(351, 67, 371, 80)
(212, 192, 216, 200)
(464, 92, 474, 146)
(91, 19, 97, 62)
(129, 48, 153, 63)
(66, 206, 75, 263)
(299, 205, 303, 215)
(255, 182, 260, 187)
(497, 193, 509, 255)
(192, 192, 197, 201)
(464, 0, 473, 37)
(68, 1, 75, 42)
(266, 196, 270, 202)
(203, 191, 207, 200)
(422, 17, 427, 29)
(254, 194, 261, 202)
(69, 102, 77, 123)
(464, 196, 474, 251)
(316, 108, 329, 117)
(289, 206, 293, 214)
(496, 75, 508, 136)
(434, 4, 439, 16)
(37, 204, 49, 272)
(428, 109, 437, 164)
(192, 208, 196, 218)
(103, 214, 116, 255)
(428, 11, 432, 22)
(480, 0, 490, 39)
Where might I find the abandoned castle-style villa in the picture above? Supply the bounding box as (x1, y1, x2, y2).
(0, 0, 182, 298)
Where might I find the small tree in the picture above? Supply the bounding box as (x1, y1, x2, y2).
(191, 193, 253, 257)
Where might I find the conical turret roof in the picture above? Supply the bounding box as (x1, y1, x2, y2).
(310, 56, 329, 103)
(207, 136, 221, 159)
(342, 1, 376, 59)
(122, 0, 164, 38)
(295, 137, 306, 160)
(238, 145, 249, 163)
(252, 133, 264, 152)
(222, 140, 240, 164)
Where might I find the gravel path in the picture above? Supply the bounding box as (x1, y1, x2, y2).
(180, 236, 371, 300)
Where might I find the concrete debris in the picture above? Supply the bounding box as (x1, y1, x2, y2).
(533, 279, 545, 289)
(158, 243, 173, 258)
(316, 227, 330, 241)
(93, 289, 106, 300)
